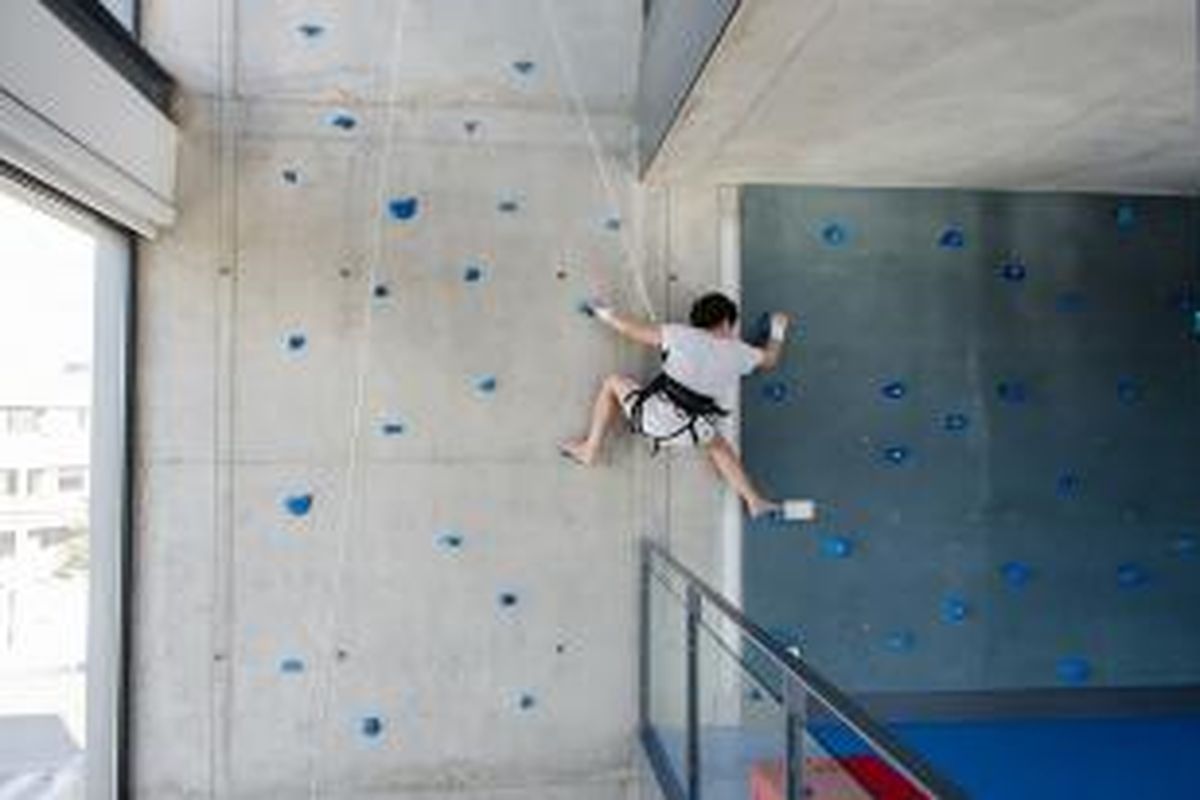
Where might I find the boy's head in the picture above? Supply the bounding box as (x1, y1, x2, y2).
(690, 292, 739, 336)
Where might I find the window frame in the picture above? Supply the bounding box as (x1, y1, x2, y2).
(0, 162, 135, 800)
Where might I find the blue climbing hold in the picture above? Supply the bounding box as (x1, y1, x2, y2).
(820, 535, 853, 559)
(1116, 562, 1149, 589)
(1116, 376, 1141, 405)
(281, 168, 301, 185)
(762, 381, 788, 404)
(285, 333, 307, 352)
(360, 716, 384, 738)
(751, 312, 773, 345)
(373, 283, 390, 299)
(882, 445, 910, 465)
(512, 60, 536, 75)
(998, 260, 1027, 282)
(938, 226, 966, 249)
(996, 380, 1028, 405)
(327, 111, 357, 131)
(942, 412, 969, 432)
(820, 221, 849, 247)
(437, 532, 464, 549)
(498, 592, 518, 608)
(497, 199, 520, 213)
(1000, 561, 1033, 588)
(1193, 311, 1200, 339)
(940, 595, 969, 624)
(463, 265, 484, 283)
(577, 300, 597, 317)
(387, 196, 419, 221)
(279, 657, 305, 674)
(1170, 534, 1197, 560)
(881, 380, 907, 400)
(297, 22, 325, 39)
(604, 217, 622, 231)
(1056, 656, 1092, 686)
(1055, 291, 1086, 313)
(518, 693, 536, 710)
(884, 630, 915, 653)
(284, 493, 313, 517)
(476, 376, 498, 394)
(746, 686, 765, 703)
(1055, 472, 1081, 498)
(381, 421, 405, 436)
(1115, 202, 1136, 231)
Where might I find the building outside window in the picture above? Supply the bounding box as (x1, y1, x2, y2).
(26, 467, 47, 496)
(0, 469, 17, 497)
(57, 466, 87, 494)
(0, 177, 130, 798)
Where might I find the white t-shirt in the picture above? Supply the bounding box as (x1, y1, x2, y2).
(660, 324, 762, 408)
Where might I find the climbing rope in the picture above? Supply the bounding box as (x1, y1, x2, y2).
(304, 5, 409, 797)
(535, 0, 658, 322)
(298, 5, 659, 794)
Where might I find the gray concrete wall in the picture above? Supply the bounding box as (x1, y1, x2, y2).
(131, 2, 735, 797)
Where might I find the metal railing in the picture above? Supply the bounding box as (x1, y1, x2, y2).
(639, 539, 966, 800)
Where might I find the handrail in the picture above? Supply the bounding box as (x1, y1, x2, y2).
(644, 539, 966, 799)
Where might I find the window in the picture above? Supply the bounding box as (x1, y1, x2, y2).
(27, 468, 48, 496)
(6, 408, 42, 435)
(0, 176, 131, 798)
(31, 526, 78, 549)
(58, 466, 87, 494)
(0, 469, 17, 496)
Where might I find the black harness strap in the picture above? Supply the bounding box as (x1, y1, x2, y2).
(627, 373, 729, 453)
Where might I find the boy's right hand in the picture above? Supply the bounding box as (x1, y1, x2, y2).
(769, 312, 790, 341)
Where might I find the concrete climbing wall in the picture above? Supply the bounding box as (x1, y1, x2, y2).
(132, 2, 680, 797)
(740, 185, 1200, 694)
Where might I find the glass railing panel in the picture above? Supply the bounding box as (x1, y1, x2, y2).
(645, 559, 690, 790)
(696, 611, 790, 800)
(640, 540, 964, 800)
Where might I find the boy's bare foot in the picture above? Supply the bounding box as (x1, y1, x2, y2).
(747, 499, 781, 519)
(559, 440, 595, 466)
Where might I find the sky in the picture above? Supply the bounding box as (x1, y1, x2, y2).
(0, 188, 95, 405)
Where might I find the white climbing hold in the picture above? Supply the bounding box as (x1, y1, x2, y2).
(782, 499, 817, 522)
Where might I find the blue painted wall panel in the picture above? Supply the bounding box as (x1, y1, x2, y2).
(740, 186, 1200, 692)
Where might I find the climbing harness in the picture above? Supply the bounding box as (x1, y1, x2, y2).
(626, 372, 729, 453)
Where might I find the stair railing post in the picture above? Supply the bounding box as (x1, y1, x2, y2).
(784, 678, 807, 800)
(685, 584, 701, 800)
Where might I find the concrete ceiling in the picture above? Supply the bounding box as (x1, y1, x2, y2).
(649, 0, 1199, 195)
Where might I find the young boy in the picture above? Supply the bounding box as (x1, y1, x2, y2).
(561, 292, 791, 518)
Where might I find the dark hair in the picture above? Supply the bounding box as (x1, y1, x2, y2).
(689, 292, 739, 330)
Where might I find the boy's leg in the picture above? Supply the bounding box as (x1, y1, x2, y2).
(704, 434, 779, 517)
(561, 374, 640, 466)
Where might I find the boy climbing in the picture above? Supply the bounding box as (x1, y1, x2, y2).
(562, 292, 808, 520)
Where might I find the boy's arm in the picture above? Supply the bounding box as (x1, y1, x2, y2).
(592, 305, 662, 348)
(756, 312, 789, 370)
